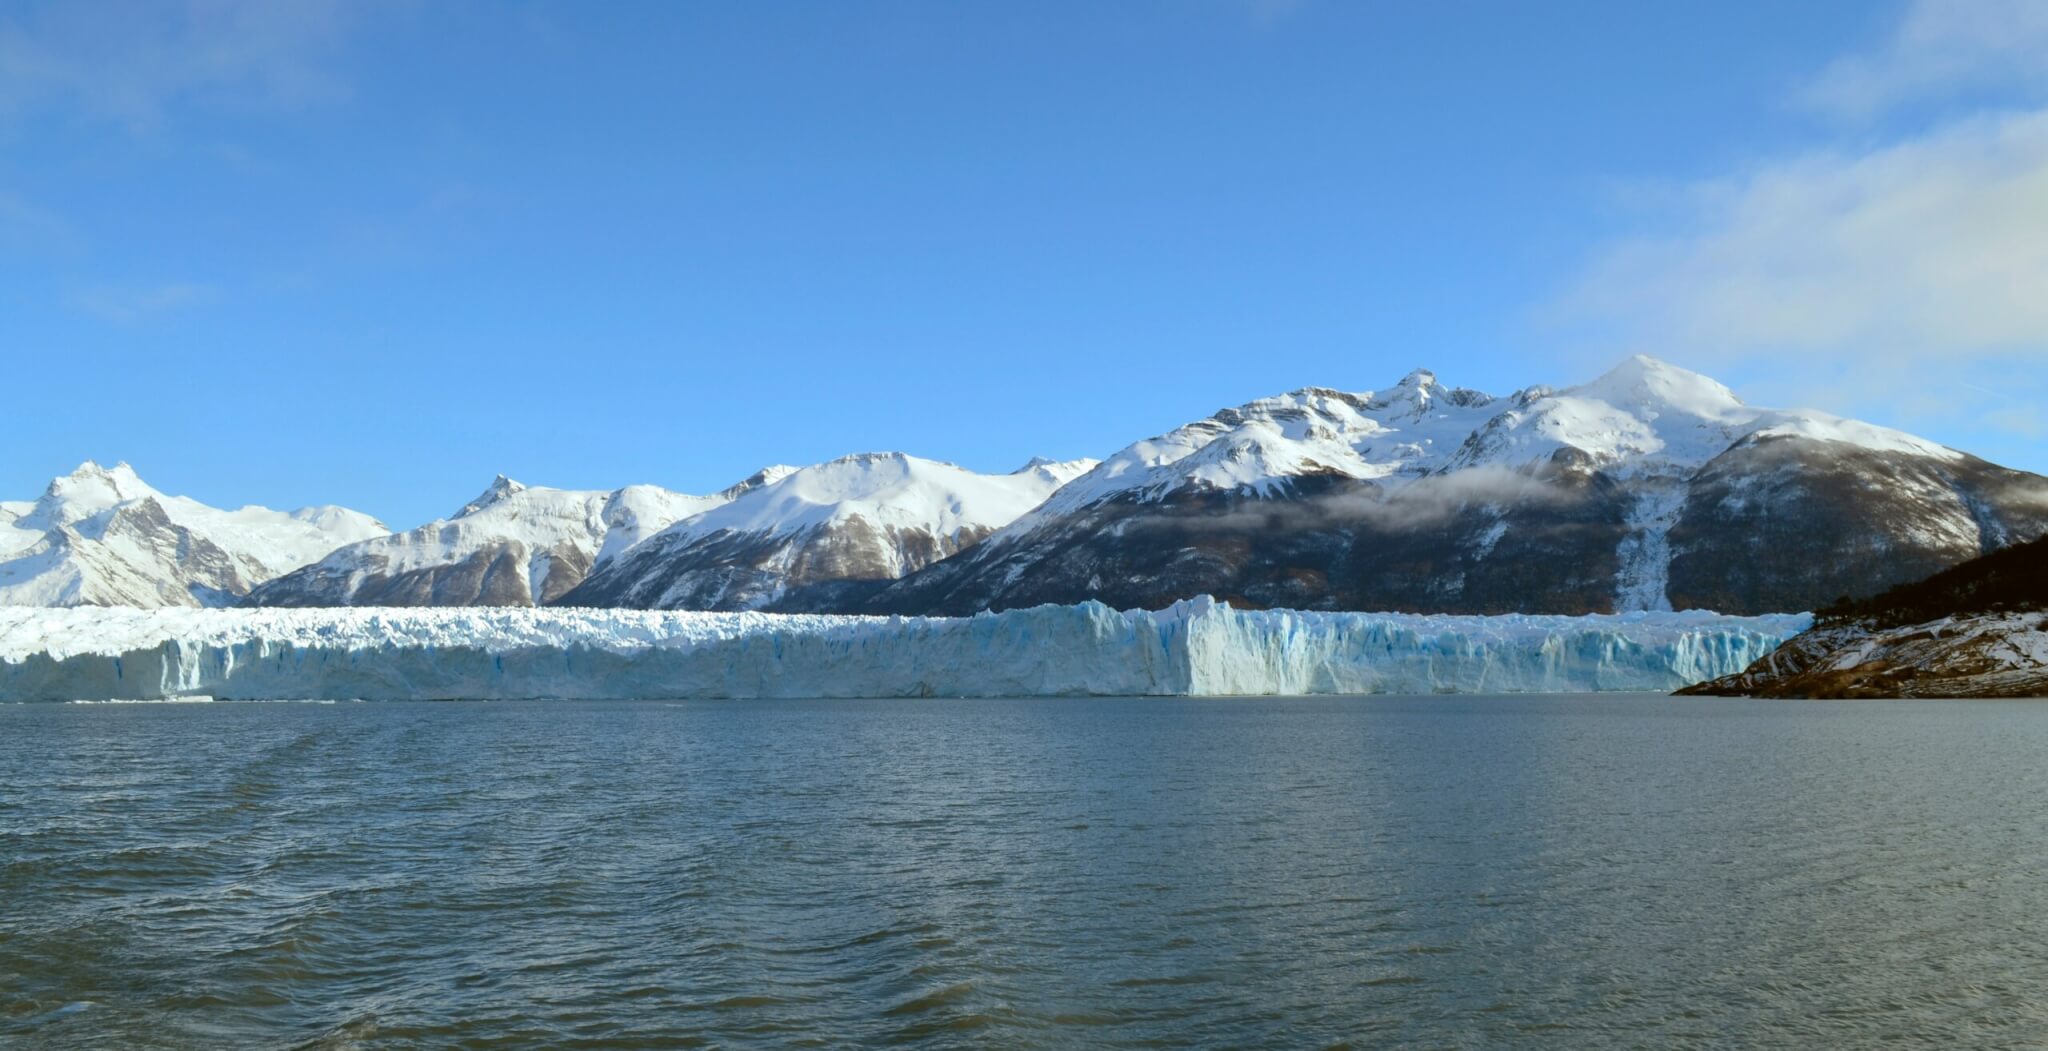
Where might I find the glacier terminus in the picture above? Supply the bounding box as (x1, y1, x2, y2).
(0, 600, 1807, 702)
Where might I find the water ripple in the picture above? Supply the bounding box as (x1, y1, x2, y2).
(5, 696, 2048, 1047)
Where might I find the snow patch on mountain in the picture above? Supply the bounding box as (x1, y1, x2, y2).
(658, 453, 1093, 546)
(1039, 355, 1962, 521)
(1038, 373, 1504, 516)
(1458, 356, 1959, 475)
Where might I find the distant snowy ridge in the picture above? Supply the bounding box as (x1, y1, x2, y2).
(243, 472, 760, 608)
(0, 462, 386, 608)
(0, 601, 1807, 701)
(559, 453, 1099, 612)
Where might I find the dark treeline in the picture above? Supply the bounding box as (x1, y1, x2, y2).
(1817, 534, 2048, 629)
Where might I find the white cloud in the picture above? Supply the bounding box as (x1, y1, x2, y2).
(1554, 1, 2048, 445)
(0, 0, 359, 130)
(1565, 109, 2048, 359)
(1799, 0, 2048, 118)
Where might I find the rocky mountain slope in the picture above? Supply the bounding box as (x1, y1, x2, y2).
(0, 462, 388, 608)
(1680, 535, 2048, 697)
(863, 357, 2048, 616)
(244, 470, 791, 607)
(557, 454, 1097, 611)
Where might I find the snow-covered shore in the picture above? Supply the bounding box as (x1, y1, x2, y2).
(0, 600, 1808, 701)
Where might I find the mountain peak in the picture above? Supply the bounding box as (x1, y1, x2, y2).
(456, 475, 528, 518)
(1573, 355, 1746, 420)
(797, 452, 929, 485)
(666, 451, 1078, 543)
(717, 465, 801, 502)
(827, 451, 917, 468)
(1011, 456, 1101, 487)
(41, 460, 156, 513)
(1364, 367, 1451, 415)
(63, 459, 145, 485)
(7, 463, 386, 607)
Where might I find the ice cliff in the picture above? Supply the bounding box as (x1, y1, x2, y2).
(0, 599, 1808, 701)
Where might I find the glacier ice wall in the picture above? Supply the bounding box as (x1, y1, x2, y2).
(0, 600, 1809, 702)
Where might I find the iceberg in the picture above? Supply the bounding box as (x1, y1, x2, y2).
(0, 599, 1809, 702)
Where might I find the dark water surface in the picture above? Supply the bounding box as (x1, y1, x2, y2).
(5, 696, 2048, 1049)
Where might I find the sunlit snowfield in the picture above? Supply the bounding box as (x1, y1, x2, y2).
(5, 696, 2048, 1048)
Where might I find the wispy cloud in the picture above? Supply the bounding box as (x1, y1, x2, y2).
(66, 282, 217, 323)
(1799, 0, 2048, 119)
(0, 188, 79, 256)
(1565, 110, 2048, 360)
(0, 0, 361, 130)
(1553, 0, 2048, 442)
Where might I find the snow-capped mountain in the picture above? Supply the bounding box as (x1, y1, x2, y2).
(16, 357, 2042, 618)
(0, 462, 388, 608)
(244, 470, 790, 607)
(558, 453, 1099, 611)
(864, 357, 2048, 617)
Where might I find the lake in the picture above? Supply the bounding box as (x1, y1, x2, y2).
(4, 696, 2046, 1048)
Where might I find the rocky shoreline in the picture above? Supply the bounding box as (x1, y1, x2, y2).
(1679, 612, 2048, 698)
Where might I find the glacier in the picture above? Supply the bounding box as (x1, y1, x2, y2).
(0, 600, 1808, 701)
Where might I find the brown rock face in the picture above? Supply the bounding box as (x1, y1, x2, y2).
(867, 440, 2048, 618)
(250, 541, 598, 607)
(863, 461, 1637, 617)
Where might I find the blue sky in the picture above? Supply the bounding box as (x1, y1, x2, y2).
(3, 0, 2044, 526)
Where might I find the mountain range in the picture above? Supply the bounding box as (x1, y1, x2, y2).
(7, 357, 2044, 616)
(244, 470, 786, 607)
